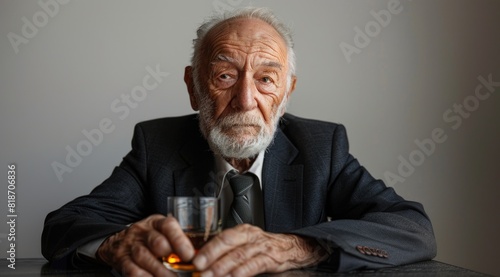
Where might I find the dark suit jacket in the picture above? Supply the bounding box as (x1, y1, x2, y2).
(42, 113, 436, 272)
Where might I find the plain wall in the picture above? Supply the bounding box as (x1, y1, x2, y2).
(1, 0, 499, 275)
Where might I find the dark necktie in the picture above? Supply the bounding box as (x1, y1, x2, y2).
(225, 172, 263, 228)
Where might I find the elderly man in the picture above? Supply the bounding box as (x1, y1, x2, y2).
(42, 7, 436, 277)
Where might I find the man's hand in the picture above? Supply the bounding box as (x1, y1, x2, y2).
(96, 214, 194, 277)
(192, 224, 328, 277)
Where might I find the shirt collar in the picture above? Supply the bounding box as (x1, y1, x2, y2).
(214, 151, 265, 196)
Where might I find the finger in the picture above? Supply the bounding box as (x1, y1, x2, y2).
(230, 254, 283, 277)
(193, 224, 258, 270)
(130, 244, 172, 277)
(204, 241, 263, 277)
(155, 215, 195, 261)
(119, 256, 153, 277)
(145, 228, 171, 257)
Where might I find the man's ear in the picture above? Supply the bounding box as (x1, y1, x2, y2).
(184, 66, 199, 111)
(288, 75, 297, 97)
(280, 75, 297, 116)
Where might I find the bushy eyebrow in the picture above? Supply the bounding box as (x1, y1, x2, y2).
(211, 54, 283, 70)
(211, 54, 236, 64)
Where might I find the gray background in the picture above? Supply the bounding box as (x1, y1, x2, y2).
(1, 0, 499, 275)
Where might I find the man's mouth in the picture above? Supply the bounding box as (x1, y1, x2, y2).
(222, 124, 260, 132)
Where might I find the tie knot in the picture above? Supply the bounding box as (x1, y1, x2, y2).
(229, 173, 254, 196)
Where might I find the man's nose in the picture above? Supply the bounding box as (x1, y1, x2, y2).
(231, 74, 257, 111)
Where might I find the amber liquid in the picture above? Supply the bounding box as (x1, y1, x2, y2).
(163, 231, 218, 272)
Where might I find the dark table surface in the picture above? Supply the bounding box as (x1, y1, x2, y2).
(0, 258, 492, 276)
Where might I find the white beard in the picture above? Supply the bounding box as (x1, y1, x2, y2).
(207, 112, 276, 159)
(196, 88, 288, 159)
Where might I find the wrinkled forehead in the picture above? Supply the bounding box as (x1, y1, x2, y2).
(201, 18, 288, 65)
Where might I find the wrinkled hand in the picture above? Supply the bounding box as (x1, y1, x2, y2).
(96, 214, 194, 277)
(193, 224, 328, 277)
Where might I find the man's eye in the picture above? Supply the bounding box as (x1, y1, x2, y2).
(219, 74, 231, 80)
(261, 77, 272, 83)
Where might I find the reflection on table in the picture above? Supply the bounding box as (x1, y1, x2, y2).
(0, 258, 491, 276)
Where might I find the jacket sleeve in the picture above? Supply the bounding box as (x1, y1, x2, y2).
(41, 124, 152, 267)
(290, 124, 437, 272)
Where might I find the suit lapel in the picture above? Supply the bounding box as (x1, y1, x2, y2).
(171, 119, 305, 232)
(262, 128, 304, 233)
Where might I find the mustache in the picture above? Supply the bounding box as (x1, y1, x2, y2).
(216, 113, 265, 128)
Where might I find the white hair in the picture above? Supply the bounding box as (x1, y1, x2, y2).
(191, 7, 296, 94)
